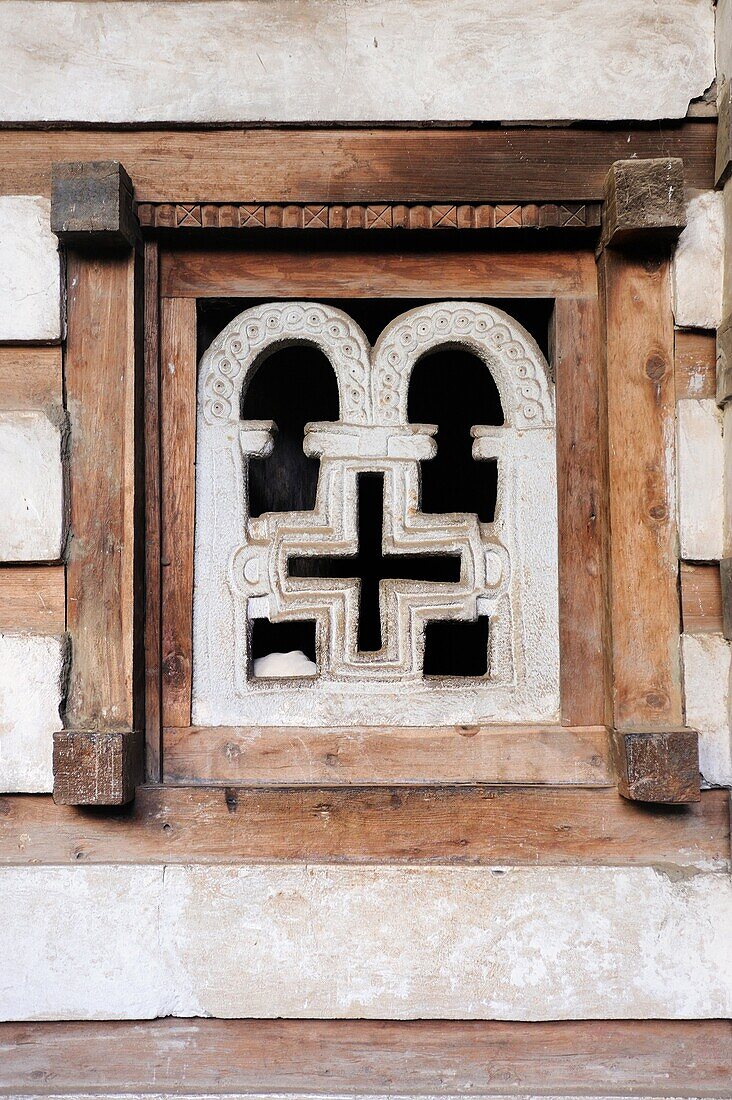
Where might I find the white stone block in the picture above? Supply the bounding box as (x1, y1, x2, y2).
(0, 634, 64, 793)
(0, 1, 714, 123)
(683, 632, 732, 787)
(0, 196, 60, 341)
(673, 191, 725, 330)
(677, 399, 724, 560)
(0, 411, 64, 562)
(718, 0, 732, 89)
(0, 864, 729, 1020)
(163, 865, 732, 1020)
(0, 866, 167, 1019)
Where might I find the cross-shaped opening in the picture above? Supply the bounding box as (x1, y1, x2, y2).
(288, 472, 461, 653)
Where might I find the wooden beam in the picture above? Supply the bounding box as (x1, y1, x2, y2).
(552, 296, 609, 726)
(0, 786, 727, 869)
(0, 1019, 729, 1097)
(680, 562, 723, 634)
(161, 245, 596, 300)
(601, 158, 686, 250)
(0, 123, 716, 202)
(55, 192, 144, 804)
(0, 346, 62, 410)
(160, 297, 197, 729)
(675, 329, 717, 400)
(721, 558, 732, 642)
(0, 565, 65, 633)
(162, 724, 612, 787)
(143, 241, 162, 781)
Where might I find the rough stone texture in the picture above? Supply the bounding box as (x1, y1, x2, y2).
(726, 402, 732, 557)
(0, 866, 166, 1019)
(677, 399, 724, 560)
(718, 0, 732, 91)
(0, 412, 64, 562)
(0, 865, 729, 1020)
(0, 196, 60, 341)
(0, 634, 64, 793)
(682, 632, 732, 787)
(0, 1, 714, 124)
(673, 191, 725, 331)
(193, 302, 559, 726)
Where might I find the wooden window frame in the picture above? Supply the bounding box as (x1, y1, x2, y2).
(49, 149, 699, 806)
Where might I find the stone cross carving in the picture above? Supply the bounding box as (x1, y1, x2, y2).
(193, 301, 559, 727)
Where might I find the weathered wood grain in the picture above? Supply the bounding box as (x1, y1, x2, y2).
(0, 1019, 729, 1096)
(612, 729, 701, 804)
(162, 724, 612, 786)
(0, 565, 65, 633)
(160, 297, 197, 728)
(52, 729, 142, 807)
(599, 249, 682, 730)
(161, 245, 597, 300)
(681, 562, 723, 634)
(143, 241, 162, 780)
(675, 329, 717, 400)
(0, 786, 727, 868)
(0, 124, 715, 202)
(51, 160, 137, 248)
(553, 296, 608, 726)
(64, 251, 137, 730)
(0, 346, 62, 410)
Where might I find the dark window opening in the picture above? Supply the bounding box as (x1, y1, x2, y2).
(423, 616, 490, 677)
(241, 345, 339, 516)
(289, 472, 461, 653)
(408, 349, 503, 523)
(250, 618, 317, 672)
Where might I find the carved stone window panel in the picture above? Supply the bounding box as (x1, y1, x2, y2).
(193, 300, 558, 728)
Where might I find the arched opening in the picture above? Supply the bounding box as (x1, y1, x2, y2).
(407, 347, 504, 523)
(241, 344, 340, 516)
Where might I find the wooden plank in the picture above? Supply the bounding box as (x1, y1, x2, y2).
(1, 1019, 729, 1097)
(675, 329, 717, 399)
(160, 297, 197, 728)
(0, 786, 727, 869)
(163, 724, 612, 786)
(0, 345, 62, 410)
(553, 296, 608, 726)
(0, 123, 715, 202)
(143, 241, 162, 780)
(681, 562, 723, 633)
(64, 251, 137, 731)
(0, 565, 65, 633)
(162, 245, 597, 300)
(599, 249, 682, 730)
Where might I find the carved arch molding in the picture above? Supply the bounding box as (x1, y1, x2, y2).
(193, 301, 559, 728)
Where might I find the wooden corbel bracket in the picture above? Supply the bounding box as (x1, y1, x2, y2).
(599, 157, 686, 252)
(611, 729, 701, 804)
(51, 161, 144, 806)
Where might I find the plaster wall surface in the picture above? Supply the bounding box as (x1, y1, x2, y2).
(0, 864, 729, 1021)
(0, 411, 64, 563)
(0, 0, 715, 124)
(0, 197, 60, 342)
(0, 634, 64, 793)
(673, 191, 725, 331)
(677, 398, 724, 560)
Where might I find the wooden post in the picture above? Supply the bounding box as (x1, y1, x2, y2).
(598, 158, 700, 803)
(51, 161, 145, 805)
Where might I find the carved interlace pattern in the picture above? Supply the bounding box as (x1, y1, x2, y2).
(203, 302, 371, 424)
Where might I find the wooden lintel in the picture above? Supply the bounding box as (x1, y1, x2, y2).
(612, 729, 700, 804)
(53, 729, 142, 806)
(601, 158, 686, 250)
(51, 160, 138, 249)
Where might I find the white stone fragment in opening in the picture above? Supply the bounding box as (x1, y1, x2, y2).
(0, 633, 65, 793)
(253, 650, 318, 678)
(0, 411, 64, 562)
(0, 195, 60, 341)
